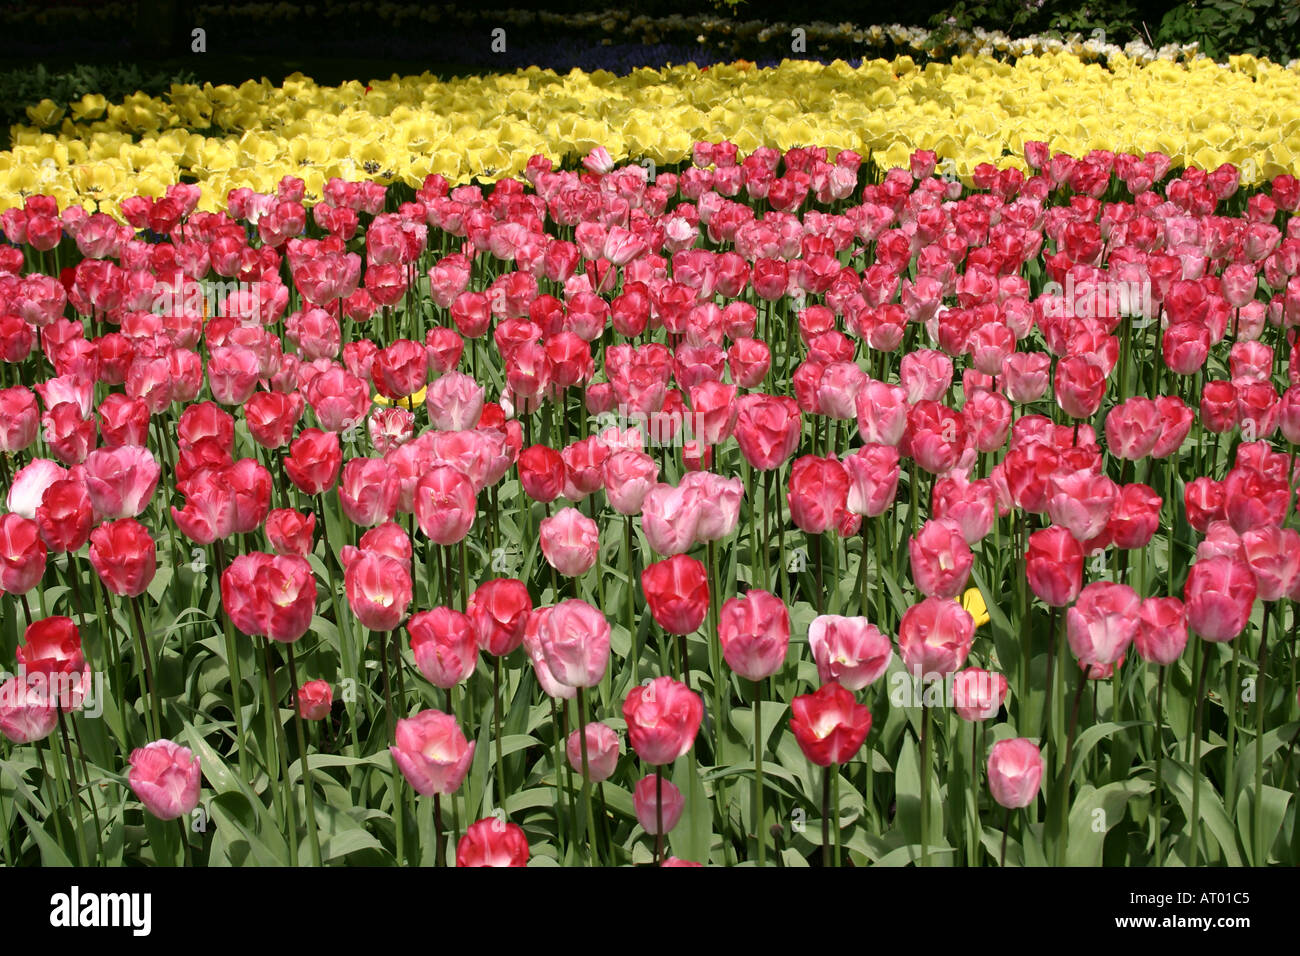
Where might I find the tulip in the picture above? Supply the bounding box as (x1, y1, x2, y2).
(1184, 555, 1257, 642)
(987, 738, 1043, 809)
(1066, 581, 1140, 670)
(456, 817, 529, 867)
(1025, 526, 1083, 607)
(566, 722, 620, 782)
(634, 774, 685, 835)
(408, 608, 479, 689)
(622, 676, 703, 766)
(467, 578, 533, 656)
(16, 616, 84, 679)
(787, 455, 851, 535)
(539, 508, 600, 578)
(538, 599, 610, 689)
(338, 457, 399, 527)
(6, 459, 68, 519)
(0, 515, 47, 598)
(414, 465, 476, 546)
(807, 615, 892, 690)
(82, 445, 160, 521)
(952, 668, 1009, 721)
(343, 551, 412, 633)
(641, 554, 709, 636)
(640, 482, 702, 556)
(35, 478, 93, 554)
(897, 596, 975, 679)
(1135, 597, 1188, 666)
(909, 517, 974, 599)
(298, 680, 333, 720)
(518, 445, 566, 503)
(0, 675, 59, 744)
(717, 589, 789, 682)
(390, 708, 475, 798)
(265, 508, 315, 557)
(1046, 471, 1118, 543)
(88, 518, 156, 598)
(734, 393, 801, 470)
(283, 428, 342, 496)
(844, 444, 901, 518)
(789, 681, 871, 767)
(127, 739, 202, 821)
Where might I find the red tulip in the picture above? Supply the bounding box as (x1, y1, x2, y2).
(734, 393, 801, 471)
(844, 443, 901, 518)
(298, 680, 333, 720)
(1054, 353, 1107, 419)
(265, 508, 315, 557)
(1105, 483, 1162, 550)
(16, 616, 83, 679)
(622, 676, 703, 765)
(408, 607, 478, 689)
(89, 518, 156, 598)
(903, 400, 968, 475)
(1105, 397, 1161, 460)
(1025, 526, 1083, 607)
(787, 455, 851, 535)
(467, 578, 532, 656)
(338, 457, 399, 527)
(35, 478, 93, 553)
(641, 554, 709, 635)
(284, 428, 342, 495)
(790, 681, 871, 767)
(96, 393, 151, 448)
(244, 389, 304, 449)
(1240, 526, 1300, 602)
(456, 817, 529, 867)
(0, 386, 39, 453)
(373, 339, 429, 400)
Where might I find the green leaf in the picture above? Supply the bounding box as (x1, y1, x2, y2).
(1066, 779, 1153, 866)
(668, 752, 712, 863)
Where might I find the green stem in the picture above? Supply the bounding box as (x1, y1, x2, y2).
(287, 642, 323, 867)
(576, 687, 600, 866)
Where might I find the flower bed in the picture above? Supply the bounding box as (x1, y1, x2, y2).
(1, 56, 1300, 866)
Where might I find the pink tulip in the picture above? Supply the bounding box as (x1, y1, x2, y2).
(127, 739, 202, 821)
(808, 615, 892, 690)
(717, 589, 790, 682)
(987, 738, 1044, 809)
(539, 507, 600, 577)
(389, 709, 475, 796)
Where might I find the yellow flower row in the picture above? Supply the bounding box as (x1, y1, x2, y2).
(4, 51, 1300, 216)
